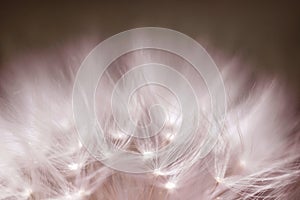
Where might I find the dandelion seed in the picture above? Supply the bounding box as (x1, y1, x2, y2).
(22, 188, 32, 198)
(239, 159, 246, 167)
(111, 131, 128, 140)
(153, 169, 165, 176)
(165, 181, 176, 190)
(165, 132, 175, 141)
(215, 176, 223, 183)
(142, 151, 154, 158)
(78, 141, 82, 148)
(68, 163, 80, 171)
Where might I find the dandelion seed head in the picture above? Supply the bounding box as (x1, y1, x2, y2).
(0, 29, 299, 200)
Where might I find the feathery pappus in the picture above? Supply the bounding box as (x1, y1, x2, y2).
(0, 36, 299, 200)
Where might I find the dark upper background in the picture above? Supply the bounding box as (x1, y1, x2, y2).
(0, 1, 299, 103)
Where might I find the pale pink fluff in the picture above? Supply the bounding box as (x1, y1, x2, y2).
(0, 39, 299, 200)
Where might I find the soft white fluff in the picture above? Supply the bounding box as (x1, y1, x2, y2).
(0, 42, 299, 200)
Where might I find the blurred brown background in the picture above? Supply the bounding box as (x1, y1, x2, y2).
(0, 1, 299, 102)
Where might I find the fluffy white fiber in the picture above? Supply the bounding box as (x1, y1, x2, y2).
(0, 41, 299, 200)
